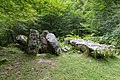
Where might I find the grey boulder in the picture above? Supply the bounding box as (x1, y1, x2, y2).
(46, 33, 61, 55)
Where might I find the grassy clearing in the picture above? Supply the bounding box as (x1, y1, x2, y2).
(1, 47, 120, 80)
(49, 53, 120, 80)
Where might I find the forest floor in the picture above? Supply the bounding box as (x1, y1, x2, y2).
(1, 47, 120, 80)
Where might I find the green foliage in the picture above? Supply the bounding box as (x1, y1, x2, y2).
(0, 0, 120, 48)
(95, 0, 120, 47)
(1, 46, 24, 54)
(83, 33, 95, 39)
(110, 27, 120, 48)
(66, 34, 80, 38)
(34, 0, 96, 36)
(91, 49, 117, 59)
(0, 0, 37, 44)
(91, 36, 110, 44)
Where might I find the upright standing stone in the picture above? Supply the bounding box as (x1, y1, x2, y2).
(39, 30, 49, 53)
(28, 29, 40, 54)
(46, 33, 61, 55)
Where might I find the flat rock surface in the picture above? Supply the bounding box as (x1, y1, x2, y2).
(69, 38, 115, 53)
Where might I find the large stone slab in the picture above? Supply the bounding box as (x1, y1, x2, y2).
(69, 38, 116, 55)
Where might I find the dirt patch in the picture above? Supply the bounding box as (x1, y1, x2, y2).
(0, 71, 8, 77)
(37, 59, 56, 68)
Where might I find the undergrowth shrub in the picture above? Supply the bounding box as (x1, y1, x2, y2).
(0, 58, 8, 65)
(91, 49, 117, 59)
(0, 45, 24, 65)
(0, 44, 24, 55)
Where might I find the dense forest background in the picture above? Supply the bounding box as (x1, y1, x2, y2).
(0, 0, 120, 48)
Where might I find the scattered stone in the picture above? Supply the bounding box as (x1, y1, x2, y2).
(61, 46, 70, 52)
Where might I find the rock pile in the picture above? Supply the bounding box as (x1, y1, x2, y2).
(16, 29, 61, 55)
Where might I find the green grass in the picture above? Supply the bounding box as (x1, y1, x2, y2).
(1, 47, 120, 80)
(49, 54, 120, 80)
